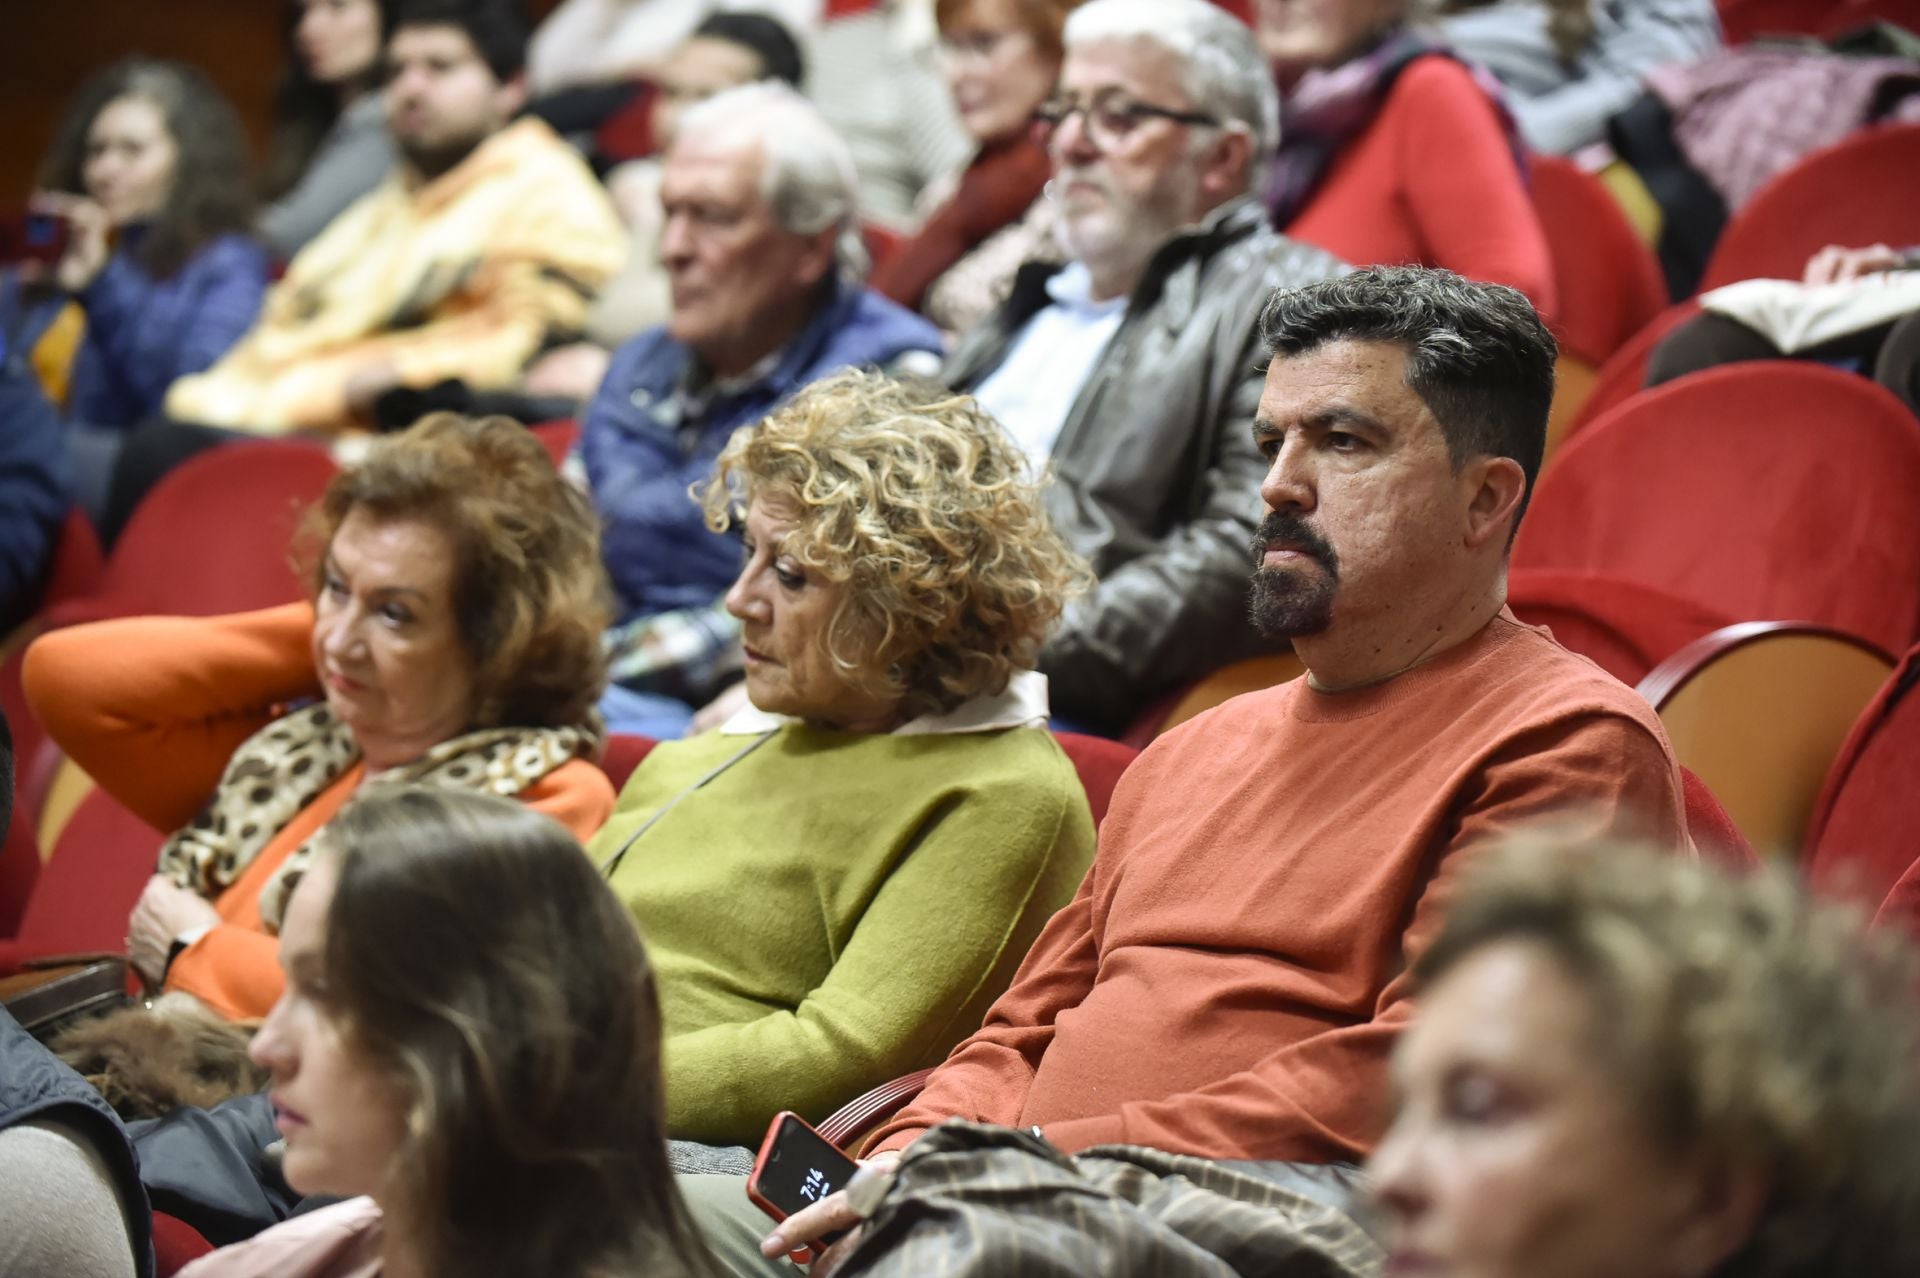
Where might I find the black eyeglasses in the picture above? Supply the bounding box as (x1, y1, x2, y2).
(1031, 93, 1221, 149)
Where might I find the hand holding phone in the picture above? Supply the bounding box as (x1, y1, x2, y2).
(748, 1111, 859, 1260)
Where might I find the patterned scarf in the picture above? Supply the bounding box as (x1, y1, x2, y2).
(1264, 29, 1526, 227)
(154, 702, 601, 933)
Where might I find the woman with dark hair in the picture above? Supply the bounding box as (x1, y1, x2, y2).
(178, 787, 716, 1278)
(259, 0, 398, 258)
(3, 58, 268, 516)
(23, 414, 616, 1023)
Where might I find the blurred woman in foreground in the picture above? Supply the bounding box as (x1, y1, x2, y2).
(1372, 839, 1920, 1278)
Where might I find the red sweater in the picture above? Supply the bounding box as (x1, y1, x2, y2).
(1285, 57, 1558, 320)
(869, 611, 1685, 1163)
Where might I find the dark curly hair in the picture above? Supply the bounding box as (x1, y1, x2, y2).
(300, 414, 611, 729)
(37, 58, 255, 280)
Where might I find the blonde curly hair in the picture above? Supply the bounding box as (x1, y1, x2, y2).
(698, 369, 1091, 721)
(1418, 839, 1920, 1278)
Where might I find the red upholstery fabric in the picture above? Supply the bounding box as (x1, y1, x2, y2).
(9, 786, 163, 957)
(1563, 300, 1700, 440)
(591, 80, 658, 166)
(1698, 123, 1920, 292)
(0, 802, 37, 937)
(530, 418, 580, 470)
(599, 732, 659, 793)
(1508, 568, 1734, 687)
(1718, 0, 1917, 45)
(152, 1211, 216, 1277)
(39, 508, 105, 611)
(1805, 644, 1920, 910)
(1514, 362, 1920, 656)
(1052, 731, 1138, 828)
(1872, 855, 1920, 943)
(46, 442, 338, 627)
(1529, 155, 1669, 366)
(1681, 765, 1760, 871)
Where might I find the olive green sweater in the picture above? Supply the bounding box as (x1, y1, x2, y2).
(591, 721, 1096, 1146)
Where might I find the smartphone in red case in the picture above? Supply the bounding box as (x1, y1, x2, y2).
(747, 1110, 860, 1263)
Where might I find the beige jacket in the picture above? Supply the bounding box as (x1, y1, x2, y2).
(166, 119, 623, 434)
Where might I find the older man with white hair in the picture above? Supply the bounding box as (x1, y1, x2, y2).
(955, 0, 1346, 734)
(577, 82, 943, 735)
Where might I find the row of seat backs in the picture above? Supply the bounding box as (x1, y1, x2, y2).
(1532, 123, 1920, 452)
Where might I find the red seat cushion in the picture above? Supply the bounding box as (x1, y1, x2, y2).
(1052, 732, 1138, 828)
(1508, 569, 1733, 687)
(1514, 362, 1920, 657)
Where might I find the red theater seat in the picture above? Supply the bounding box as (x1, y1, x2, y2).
(1516, 362, 1920, 657)
(1804, 644, 1920, 910)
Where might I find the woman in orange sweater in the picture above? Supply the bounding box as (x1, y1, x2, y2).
(1255, 0, 1557, 318)
(23, 414, 616, 1020)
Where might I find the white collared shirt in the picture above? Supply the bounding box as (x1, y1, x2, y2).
(718, 669, 1052, 736)
(970, 262, 1127, 464)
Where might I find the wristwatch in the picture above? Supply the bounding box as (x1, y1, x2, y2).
(160, 924, 215, 983)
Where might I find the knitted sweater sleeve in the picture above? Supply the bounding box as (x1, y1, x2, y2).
(22, 604, 322, 835)
(662, 760, 1095, 1147)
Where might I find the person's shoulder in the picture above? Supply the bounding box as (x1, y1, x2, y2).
(594, 327, 684, 402)
(840, 285, 946, 361)
(1476, 614, 1668, 734)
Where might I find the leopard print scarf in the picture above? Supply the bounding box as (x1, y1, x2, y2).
(154, 702, 600, 933)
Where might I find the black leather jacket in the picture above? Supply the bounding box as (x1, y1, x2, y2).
(944, 198, 1347, 730)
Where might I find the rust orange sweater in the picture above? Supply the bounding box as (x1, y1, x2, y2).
(868, 612, 1685, 1163)
(1285, 57, 1558, 320)
(22, 603, 615, 1019)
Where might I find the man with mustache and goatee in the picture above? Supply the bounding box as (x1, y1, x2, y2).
(941, 0, 1342, 735)
(702, 267, 1691, 1278)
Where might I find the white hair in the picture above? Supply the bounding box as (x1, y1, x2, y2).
(1064, 0, 1280, 162)
(674, 82, 866, 272)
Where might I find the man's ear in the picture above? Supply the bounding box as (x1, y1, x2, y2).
(1199, 127, 1256, 205)
(1463, 455, 1527, 551)
(498, 72, 530, 120)
(794, 225, 841, 289)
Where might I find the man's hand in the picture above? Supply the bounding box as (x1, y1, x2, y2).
(759, 1151, 903, 1271)
(127, 875, 220, 985)
(1803, 243, 1904, 286)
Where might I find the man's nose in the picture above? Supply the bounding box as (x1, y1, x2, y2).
(1260, 439, 1316, 513)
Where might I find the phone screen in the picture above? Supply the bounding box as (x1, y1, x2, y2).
(0, 211, 68, 266)
(750, 1113, 859, 1220)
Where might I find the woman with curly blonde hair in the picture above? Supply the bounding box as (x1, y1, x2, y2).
(24, 414, 616, 1030)
(1370, 837, 1920, 1278)
(589, 368, 1098, 1149)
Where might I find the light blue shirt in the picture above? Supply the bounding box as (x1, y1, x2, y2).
(971, 262, 1127, 464)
